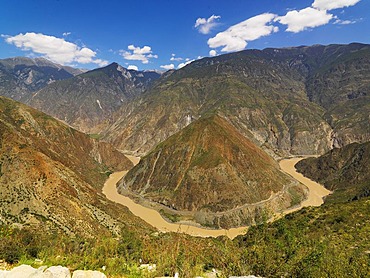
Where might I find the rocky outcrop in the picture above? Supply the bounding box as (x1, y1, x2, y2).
(119, 115, 307, 228)
(0, 265, 106, 278)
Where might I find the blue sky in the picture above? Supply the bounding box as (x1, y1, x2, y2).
(1, 0, 368, 71)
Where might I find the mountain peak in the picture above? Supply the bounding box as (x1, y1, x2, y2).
(119, 114, 306, 228)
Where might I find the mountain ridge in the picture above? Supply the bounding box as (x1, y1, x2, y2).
(28, 62, 161, 133)
(0, 57, 84, 102)
(103, 43, 370, 156)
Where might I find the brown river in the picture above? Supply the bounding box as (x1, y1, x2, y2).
(102, 156, 330, 239)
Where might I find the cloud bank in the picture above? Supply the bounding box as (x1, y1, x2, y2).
(160, 64, 175, 70)
(312, 0, 361, 10)
(121, 45, 158, 64)
(276, 7, 333, 33)
(208, 13, 278, 52)
(207, 0, 361, 53)
(4, 32, 108, 66)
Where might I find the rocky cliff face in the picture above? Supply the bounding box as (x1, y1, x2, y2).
(0, 97, 150, 237)
(0, 57, 83, 102)
(104, 43, 370, 156)
(29, 63, 161, 134)
(118, 115, 307, 228)
(296, 141, 370, 203)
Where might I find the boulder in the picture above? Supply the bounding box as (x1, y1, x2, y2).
(44, 266, 71, 278)
(1, 265, 40, 277)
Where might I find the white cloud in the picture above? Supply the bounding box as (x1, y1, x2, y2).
(195, 15, 221, 34)
(170, 53, 183, 61)
(208, 13, 278, 52)
(160, 64, 175, 70)
(120, 44, 157, 64)
(62, 32, 71, 37)
(334, 18, 356, 24)
(312, 0, 361, 10)
(4, 32, 108, 66)
(147, 54, 158, 58)
(94, 59, 109, 67)
(276, 7, 333, 33)
(178, 60, 193, 69)
(128, 65, 138, 71)
(209, 50, 217, 57)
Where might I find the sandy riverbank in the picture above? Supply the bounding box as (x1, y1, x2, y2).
(102, 156, 330, 239)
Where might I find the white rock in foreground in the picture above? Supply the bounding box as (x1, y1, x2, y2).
(44, 265, 71, 277)
(0, 265, 41, 278)
(0, 265, 106, 278)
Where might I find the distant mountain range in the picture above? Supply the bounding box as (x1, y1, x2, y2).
(1, 44, 368, 157)
(0, 43, 369, 276)
(0, 43, 369, 231)
(0, 57, 84, 102)
(29, 63, 161, 133)
(103, 43, 370, 156)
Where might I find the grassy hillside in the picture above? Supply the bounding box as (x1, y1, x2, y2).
(1, 196, 368, 277)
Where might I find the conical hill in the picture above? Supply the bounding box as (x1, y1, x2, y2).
(119, 114, 306, 228)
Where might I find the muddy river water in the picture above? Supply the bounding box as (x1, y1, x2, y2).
(102, 156, 330, 239)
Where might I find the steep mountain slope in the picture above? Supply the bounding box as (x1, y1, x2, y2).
(296, 141, 370, 203)
(0, 97, 149, 237)
(0, 57, 83, 101)
(104, 43, 370, 156)
(119, 115, 307, 228)
(29, 63, 161, 133)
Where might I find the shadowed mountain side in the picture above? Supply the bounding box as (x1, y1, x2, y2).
(29, 63, 161, 133)
(296, 141, 370, 203)
(0, 97, 147, 237)
(0, 57, 83, 102)
(118, 115, 306, 228)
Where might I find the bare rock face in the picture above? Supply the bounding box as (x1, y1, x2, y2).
(119, 115, 307, 228)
